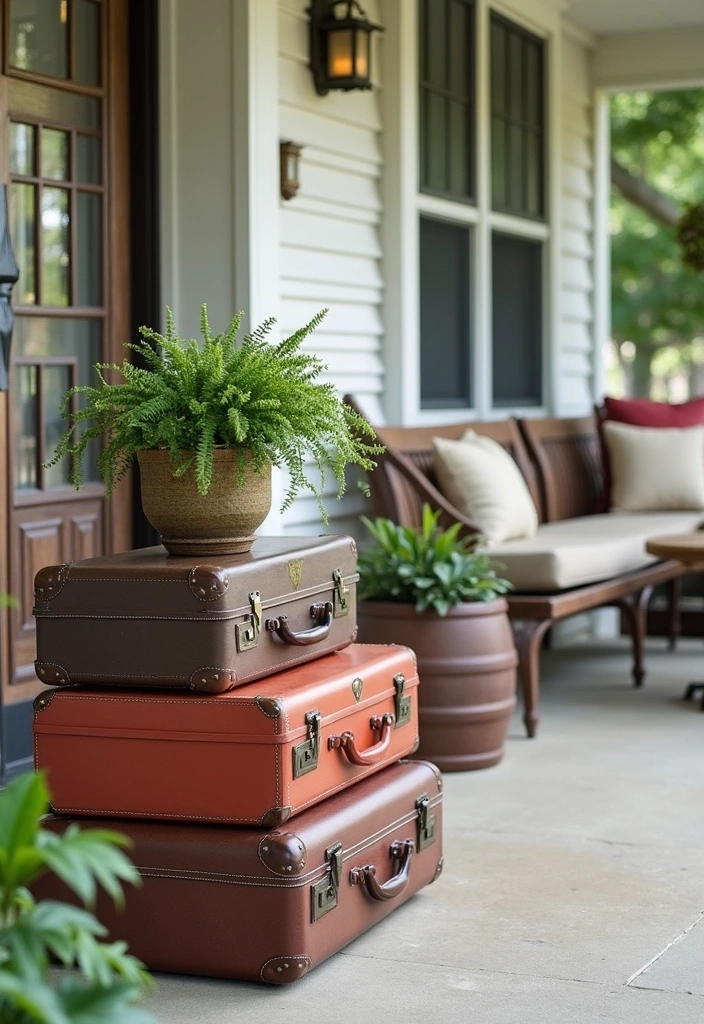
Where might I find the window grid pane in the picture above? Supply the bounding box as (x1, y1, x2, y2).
(419, 0, 475, 202)
(492, 233, 542, 407)
(420, 217, 471, 408)
(490, 14, 545, 219)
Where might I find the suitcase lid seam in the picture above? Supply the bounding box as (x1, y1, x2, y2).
(126, 798, 441, 886)
(33, 574, 359, 618)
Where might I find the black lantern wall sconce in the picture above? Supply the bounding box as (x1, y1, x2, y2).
(280, 141, 303, 200)
(308, 0, 383, 96)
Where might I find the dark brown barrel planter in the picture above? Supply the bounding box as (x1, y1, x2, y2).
(357, 599, 517, 771)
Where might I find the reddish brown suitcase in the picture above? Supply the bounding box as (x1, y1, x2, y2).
(33, 535, 357, 692)
(37, 760, 443, 985)
(34, 644, 420, 825)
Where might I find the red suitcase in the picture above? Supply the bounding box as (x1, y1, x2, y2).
(37, 760, 443, 985)
(33, 535, 358, 692)
(34, 644, 420, 826)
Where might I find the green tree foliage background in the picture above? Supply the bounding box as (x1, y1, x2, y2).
(610, 90, 704, 398)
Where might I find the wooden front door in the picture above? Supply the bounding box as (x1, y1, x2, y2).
(0, 0, 131, 770)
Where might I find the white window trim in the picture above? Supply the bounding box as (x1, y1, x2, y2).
(160, 0, 284, 532)
(381, 0, 561, 425)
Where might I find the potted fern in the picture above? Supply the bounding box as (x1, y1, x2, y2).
(0, 771, 155, 1023)
(356, 506, 517, 771)
(48, 307, 382, 555)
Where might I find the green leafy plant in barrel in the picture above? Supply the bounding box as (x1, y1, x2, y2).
(358, 505, 512, 615)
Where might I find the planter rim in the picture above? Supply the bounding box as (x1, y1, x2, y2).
(357, 597, 508, 619)
(137, 448, 264, 463)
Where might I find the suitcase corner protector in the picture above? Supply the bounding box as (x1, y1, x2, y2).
(33, 689, 59, 714)
(258, 832, 307, 875)
(35, 663, 71, 688)
(34, 563, 70, 603)
(259, 805, 293, 828)
(254, 696, 284, 719)
(260, 955, 311, 985)
(188, 667, 237, 692)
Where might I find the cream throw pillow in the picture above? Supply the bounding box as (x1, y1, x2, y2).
(603, 420, 704, 512)
(433, 431, 538, 546)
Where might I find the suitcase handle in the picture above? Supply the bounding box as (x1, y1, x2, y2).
(265, 602, 333, 646)
(328, 713, 395, 766)
(349, 839, 414, 901)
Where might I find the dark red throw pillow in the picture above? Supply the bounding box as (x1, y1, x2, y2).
(604, 395, 704, 428)
(598, 396, 704, 509)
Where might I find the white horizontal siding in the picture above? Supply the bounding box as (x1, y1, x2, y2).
(556, 33, 595, 416)
(278, 0, 383, 538)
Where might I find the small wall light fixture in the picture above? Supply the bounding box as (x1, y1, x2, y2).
(309, 0, 383, 96)
(280, 141, 303, 200)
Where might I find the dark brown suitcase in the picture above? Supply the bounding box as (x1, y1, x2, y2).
(33, 535, 358, 692)
(37, 760, 443, 985)
(34, 644, 420, 826)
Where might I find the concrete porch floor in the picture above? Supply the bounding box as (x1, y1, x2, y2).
(147, 638, 704, 1023)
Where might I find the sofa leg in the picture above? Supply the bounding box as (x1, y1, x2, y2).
(617, 586, 654, 687)
(666, 576, 682, 651)
(512, 619, 552, 739)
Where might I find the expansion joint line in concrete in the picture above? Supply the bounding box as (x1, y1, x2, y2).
(626, 909, 704, 987)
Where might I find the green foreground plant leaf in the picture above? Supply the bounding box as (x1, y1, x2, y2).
(0, 773, 156, 1024)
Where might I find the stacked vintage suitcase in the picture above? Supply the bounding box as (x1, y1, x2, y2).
(31, 535, 443, 985)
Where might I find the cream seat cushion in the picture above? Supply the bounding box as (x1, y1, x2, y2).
(490, 511, 704, 591)
(603, 421, 704, 512)
(433, 431, 538, 546)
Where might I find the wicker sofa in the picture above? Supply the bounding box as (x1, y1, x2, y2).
(348, 400, 702, 738)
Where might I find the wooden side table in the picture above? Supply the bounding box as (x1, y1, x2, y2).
(646, 532, 704, 709)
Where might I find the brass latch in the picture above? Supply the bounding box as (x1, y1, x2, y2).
(332, 568, 350, 618)
(235, 592, 263, 652)
(292, 710, 321, 779)
(393, 673, 412, 730)
(416, 794, 437, 851)
(311, 842, 343, 921)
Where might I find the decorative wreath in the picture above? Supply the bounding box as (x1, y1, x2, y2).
(677, 202, 704, 273)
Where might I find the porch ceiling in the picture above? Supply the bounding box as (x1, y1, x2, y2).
(565, 0, 704, 34)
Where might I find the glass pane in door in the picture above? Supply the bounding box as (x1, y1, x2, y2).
(10, 123, 35, 176)
(77, 135, 101, 183)
(14, 316, 103, 484)
(41, 128, 70, 181)
(10, 182, 36, 305)
(41, 187, 70, 306)
(75, 0, 101, 86)
(44, 364, 73, 488)
(9, 0, 69, 79)
(77, 192, 102, 306)
(14, 364, 39, 489)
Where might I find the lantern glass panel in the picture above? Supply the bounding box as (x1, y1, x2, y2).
(355, 30, 370, 79)
(328, 28, 354, 79)
(286, 152, 298, 180)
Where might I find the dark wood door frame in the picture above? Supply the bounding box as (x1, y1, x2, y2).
(128, 0, 161, 549)
(0, 0, 161, 780)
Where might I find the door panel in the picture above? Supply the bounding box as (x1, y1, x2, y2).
(13, 508, 63, 683)
(1, 0, 130, 733)
(11, 496, 103, 684)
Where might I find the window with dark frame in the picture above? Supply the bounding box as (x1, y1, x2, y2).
(420, 217, 472, 409)
(490, 14, 545, 219)
(491, 232, 542, 407)
(418, 0, 475, 202)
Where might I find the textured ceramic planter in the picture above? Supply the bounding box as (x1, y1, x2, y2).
(357, 598, 517, 771)
(137, 449, 272, 556)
